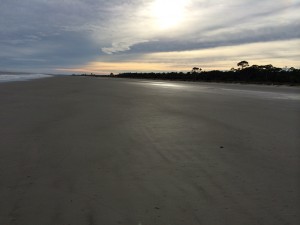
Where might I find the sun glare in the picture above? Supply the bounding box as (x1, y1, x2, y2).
(151, 0, 187, 29)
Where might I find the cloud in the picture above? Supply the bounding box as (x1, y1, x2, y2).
(95, 0, 300, 59)
(57, 39, 300, 74)
(102, 39, 150, 54)
(0, 0, 299, 72)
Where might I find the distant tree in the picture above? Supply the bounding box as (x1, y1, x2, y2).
(192, 67, 202, 73)
(264, 64, 274, 70)
(116, 61, 300, 84)
(237, 61, 249, 69)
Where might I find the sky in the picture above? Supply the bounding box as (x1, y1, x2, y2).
(0, 0, 299, 74)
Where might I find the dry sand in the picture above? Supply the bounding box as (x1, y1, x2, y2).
(0, 76, 299, 225)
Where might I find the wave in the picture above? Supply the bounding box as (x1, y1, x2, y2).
(0, 73, 53, 83)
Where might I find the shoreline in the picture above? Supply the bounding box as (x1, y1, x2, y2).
(0, 73, 55, 83)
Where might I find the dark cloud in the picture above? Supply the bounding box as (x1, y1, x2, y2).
(129, 22, 300, 53)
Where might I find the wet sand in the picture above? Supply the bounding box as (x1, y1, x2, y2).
(0, 76, 299, 225)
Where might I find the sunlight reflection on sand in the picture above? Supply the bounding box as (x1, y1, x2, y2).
(132, 80, 300, 101)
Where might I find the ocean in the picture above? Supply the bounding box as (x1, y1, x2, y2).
(0, 73, 53, 83)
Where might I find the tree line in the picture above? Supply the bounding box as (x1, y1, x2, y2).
(115, 61, 300, 85)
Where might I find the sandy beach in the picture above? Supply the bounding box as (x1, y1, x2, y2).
(0, 76, 299, 225)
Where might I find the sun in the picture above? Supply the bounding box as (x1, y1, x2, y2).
(151, 0, 187, 29)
